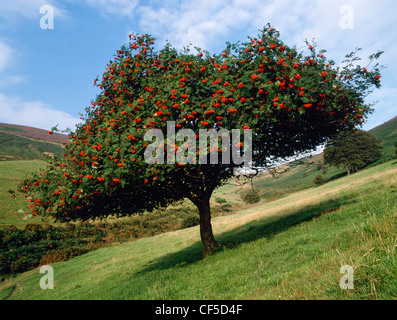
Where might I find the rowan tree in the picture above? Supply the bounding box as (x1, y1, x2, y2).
(323, 129, 383, 175)
(15, 25, 383, 256)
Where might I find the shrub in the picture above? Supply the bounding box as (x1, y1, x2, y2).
(39, 247, 88, 265)
(221, 203, 233, 212)
(215, 197, 227, 204)
(0, 210, 195, 276)
(241, 190, 260, 204)
(0, 252, 9, 274)
(10, 256, 40, 274)
(24, 223, 43, 232)
(181, 215, 200, 229)
(314, 175, 325, 186)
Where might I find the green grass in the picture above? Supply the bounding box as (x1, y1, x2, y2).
(0, 131, 65, 161)
(0, 160, 48, 228)
(0, 160, 236, 278)
(233, 157, 346, 203)
(369, 116, 397, 163)
(1, 160, 396, 300)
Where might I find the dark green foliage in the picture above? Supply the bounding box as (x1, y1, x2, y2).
(215, 197, 227, 204)
(0, 223, 88, 275)
(181, 215, 200, 229)
(324, 130, 383, 175)
(220, 203, 233, 212)
(313, 175, 325, 185)
(395, 140, 397, 158)
(241, 190, 261, 204)
(0, 209, 192, 276)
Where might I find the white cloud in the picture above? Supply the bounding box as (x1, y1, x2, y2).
(0, 0, 68, 21)
(0, 93, 80, 131)
(136, 0, 256, 50)
(133, 0, 396, 58)
(0, 42, 13, 72)
(133, 0, 354, 52)
(0, 75, 27, 88)
(0, 41, 27, 88)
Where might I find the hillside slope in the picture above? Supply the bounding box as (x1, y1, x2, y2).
(0, 123, 69, 145)
(0, 123, 68, 160)
(0, 117, 396, 300)
(1, 160, 395, 300)
(236, 114, 397, 201)
(369, 116, 397, 162)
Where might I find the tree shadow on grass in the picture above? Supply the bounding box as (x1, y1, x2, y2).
(137, 196, 349, 275)
(325, 171, 347, 183)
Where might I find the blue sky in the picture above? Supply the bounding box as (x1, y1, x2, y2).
(0, 0, 396, 132)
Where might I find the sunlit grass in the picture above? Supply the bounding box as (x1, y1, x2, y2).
(0, 160, 47, 228)
(1, 160, 396, 300)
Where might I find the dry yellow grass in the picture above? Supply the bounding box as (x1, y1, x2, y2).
(210, 166, 397, 236)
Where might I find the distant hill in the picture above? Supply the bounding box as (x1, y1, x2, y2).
(0, 123, 69, 145)
(369, 116, 397, 162)
(0, 123, 69, 160)
(237, 114, 397, 201)
(0, 115, 395, 162)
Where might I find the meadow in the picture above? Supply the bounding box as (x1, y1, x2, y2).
(0, 116, 395, 300)
(1, 159, 395, 300)
(0, 160, 47, 227)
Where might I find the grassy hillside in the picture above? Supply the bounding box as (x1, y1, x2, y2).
(0, 117, 395, 300)
(0, 123, 69, 145)
(233, 156, 346, 203)
(369, 116, 397, 163)
(1, 160, 396, 300)
(234, 115, 397, 202)
(0, 123, 68, 160)
(0, 160, 239, 277)
(0, 160, 48, 228)
(0, 132, 66, 161)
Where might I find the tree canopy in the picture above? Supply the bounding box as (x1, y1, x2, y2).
(14, 25, 383, 256)
(324, 129, 383, 175)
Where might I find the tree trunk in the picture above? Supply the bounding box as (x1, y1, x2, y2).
(345, 160, 351, 176)
(194, 196, 222, 257)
